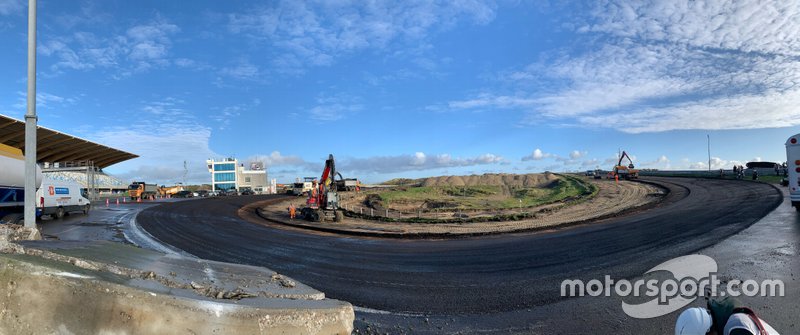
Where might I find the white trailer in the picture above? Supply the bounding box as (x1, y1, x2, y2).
(786, 134, 800, 211)
(0, 143, 42, 224)
(36, 179, 90, 219)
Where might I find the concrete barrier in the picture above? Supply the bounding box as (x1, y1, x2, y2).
(0, 236, 353, 334)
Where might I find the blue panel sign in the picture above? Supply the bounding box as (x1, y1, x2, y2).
(0, 187, 21, 204)
(54, 187, 69, 195)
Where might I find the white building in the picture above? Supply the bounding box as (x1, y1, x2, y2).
(206, 158, 272, 194)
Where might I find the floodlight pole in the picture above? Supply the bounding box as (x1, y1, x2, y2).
(24, 0, 37, 228)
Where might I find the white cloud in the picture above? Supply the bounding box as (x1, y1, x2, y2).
(569, 150, 587, 159)
(220, 59, 261, 80)
(226, 1, 496, 73)
(411, 152, 426, 166)
(0, 0, 22, 16)
(209, 99, 260, 130)
(305, 93, 363, 121)
(39, 18, 180, 75)
(580, 158, 601, 168)
(12, 91, 78, 111)
(687, 157, 743, 171)
(247, 151, 310, 168)
(582, 1, 800, 58)
(522, 148, 552, 161)
(439, 1, 800, 133)
(640, 155, 670, 169)
(338, 152, 505, 174)
(94, 99, 217, 184)
(475, 153, 503, 164)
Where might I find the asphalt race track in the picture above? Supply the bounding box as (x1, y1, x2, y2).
(137, 177, 782, 330)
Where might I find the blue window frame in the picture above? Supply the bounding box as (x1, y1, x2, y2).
(214, 163, 235, 171)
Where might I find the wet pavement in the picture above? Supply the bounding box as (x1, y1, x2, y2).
(38, 200, 172, 243)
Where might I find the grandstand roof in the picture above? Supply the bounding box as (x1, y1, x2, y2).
(0, 114, 138, 168)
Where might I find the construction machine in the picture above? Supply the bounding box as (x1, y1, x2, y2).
(129, 182, 158, 200)
(612, 151, 639, 180)
(301, 154, 345, 222)
(158, 185, 184, 197)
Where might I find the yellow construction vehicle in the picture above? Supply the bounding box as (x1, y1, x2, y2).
(612, 151, 639, 180)
(158, 185, 184, 197)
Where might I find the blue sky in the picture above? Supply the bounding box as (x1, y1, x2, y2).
(1, 0, 798, 184)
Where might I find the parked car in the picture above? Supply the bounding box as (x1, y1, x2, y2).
(197, 190, 209, 197)
(174, 190, 193, 198)
(218, 189, 237, 196)
(240, 189, 255, 196)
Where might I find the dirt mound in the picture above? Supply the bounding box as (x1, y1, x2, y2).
(419, 173, 559, 188)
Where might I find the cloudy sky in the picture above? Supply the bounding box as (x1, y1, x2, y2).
(1, 0, 798, 184)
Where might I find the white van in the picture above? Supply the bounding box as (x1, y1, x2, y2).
(786, 133, 800, 211)
(36, 180, 91, 219)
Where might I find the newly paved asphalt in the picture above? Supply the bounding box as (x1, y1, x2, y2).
(136, 177, 783, 333)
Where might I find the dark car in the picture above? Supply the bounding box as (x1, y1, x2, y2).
(218, 189, 236, 196)
(240, 189, 255, 196)
(174, 190, 193, 198)
(197, 190, 209, 197)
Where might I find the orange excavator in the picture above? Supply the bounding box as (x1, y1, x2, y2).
(612, 151, 639, 180)
(301, 154, 344, 222)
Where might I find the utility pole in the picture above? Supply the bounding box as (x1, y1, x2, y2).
(23, 0, 37, 229)
(707, 134, 711, 172)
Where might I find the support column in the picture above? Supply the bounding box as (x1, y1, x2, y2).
(23, 0, 37, 229)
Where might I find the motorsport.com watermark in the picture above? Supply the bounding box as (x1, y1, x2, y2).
(559, 255, 785, 318)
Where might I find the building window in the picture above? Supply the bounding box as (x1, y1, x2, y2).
(245, 177, 251, 183)
(215, 183, 235, 190)
(214, 172, 236, 182)
(213, 163, 235, 171)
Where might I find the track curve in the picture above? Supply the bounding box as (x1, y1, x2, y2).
(137, 177, 781, 315)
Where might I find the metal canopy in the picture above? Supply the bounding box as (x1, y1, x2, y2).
(0, 114, 138, 168)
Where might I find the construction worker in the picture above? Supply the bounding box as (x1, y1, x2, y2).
(288, 203, 296, 219)
(675, 297, 780, 335)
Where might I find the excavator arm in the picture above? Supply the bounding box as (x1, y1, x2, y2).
(319, 154, 335, 189)
(618, 151, 635, 169)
